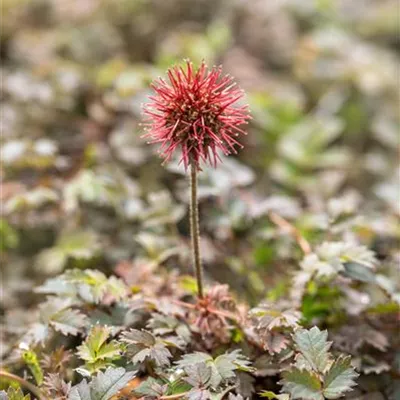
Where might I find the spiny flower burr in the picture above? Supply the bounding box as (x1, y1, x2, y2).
(142, 60, 251, 170)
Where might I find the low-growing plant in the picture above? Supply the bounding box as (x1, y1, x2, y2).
(0, 61, 374, 400)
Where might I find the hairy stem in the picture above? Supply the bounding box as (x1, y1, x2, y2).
(189, 162, 204, 299)
(0, 369, 45, 400)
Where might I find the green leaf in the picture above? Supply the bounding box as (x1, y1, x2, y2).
(36, 297, 87, 338)
(78, 326, 121, 362)
(2, 388, 31, 400)
(342, 262, 376, 283)
(259, 391, 289, 400)
(280, 368, 323, 400)
(63, 269, 128, 304)
(35, 231, 101, 274)
(38, 269, 127, 304)
(64, 170, 124, 211)
(146, 313, 191, 343)
(175, 352, 212, 368)
(50, 308, 88, 336)
(134, 377, 166, 397)
(77, 326, 121, 374)
(176, 350, 252, 389)
(69, 367, 135, 400)
(316, 242, 377, 270)
(323, 356, 358, 399)
(0, 219, 19, 252)
(293, 327, 332, 373)
(218, 350, 253, 372)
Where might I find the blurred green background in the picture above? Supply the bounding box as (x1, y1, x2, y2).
(1, 0, 399, 318)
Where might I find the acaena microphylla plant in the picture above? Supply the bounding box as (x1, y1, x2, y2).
(142, 60, 251, 298)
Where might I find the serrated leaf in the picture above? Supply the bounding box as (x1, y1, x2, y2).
(43, 373, 72, 399)
(36, 277, 76, 297)
(175, 352, 212, 368)
(316, 242, 377, 270)
(2, 388, 31, 400)
(219, 350, 253, 372)
(120, 329, 172, 367)
(300, 254, 339, 278)
(294, 354, 313, 370)
(83, 325, 109, 353)
(131, 348, 151, 364)
(210, 385, 237, 400)
(68, 380, 91, 400)
(264, 332, 289, 355)
(300, 242, 378, 282)
(91, 367, 136, 400)
(177, 350, 252, 389)
(69, 367, 135, 400)
(362, 360, 390, 375)
(77, 326, 121, 374)
(94, 342, 121, 361)
(280, 368, 323, 400)
(120, 329, 155, 347)
(62, 269, 128, 304)
(213, 355, 238, 384)
(167, 378, 192, 395)
(50, 308, 88, 336)
(134, 377, 166, 397)
(228, 394, 244, 400)
(149, 344, 173, 367)
(323, 356, 358, 399)
(253, 305, 301, 331)
(293, 327, 332, 373)
(184, 363, 212, 388)
(78, 326, 121, 362)
(147, 313, 178, 335)
(146, 313, 191, 343)
(188, 389, 211, 400)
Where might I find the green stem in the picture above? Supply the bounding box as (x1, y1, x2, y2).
(189, 161, 204, 299)
(0, 369, 46, 400)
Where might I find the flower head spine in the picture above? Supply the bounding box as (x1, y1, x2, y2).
(142, 60, 251, 170)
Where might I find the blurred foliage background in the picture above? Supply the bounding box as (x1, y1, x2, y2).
(1, 0, 399, 373)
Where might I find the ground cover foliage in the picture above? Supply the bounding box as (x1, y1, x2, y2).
(0, 0, 399, 399)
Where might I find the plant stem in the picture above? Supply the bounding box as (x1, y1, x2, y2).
(0, 369, 45, 400)
(161, 392, 190, 400)
(189, 161, 204, 299)
(268, 211, 311, 254)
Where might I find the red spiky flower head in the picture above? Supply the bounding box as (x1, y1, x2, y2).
(142, 60, 251, 170)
